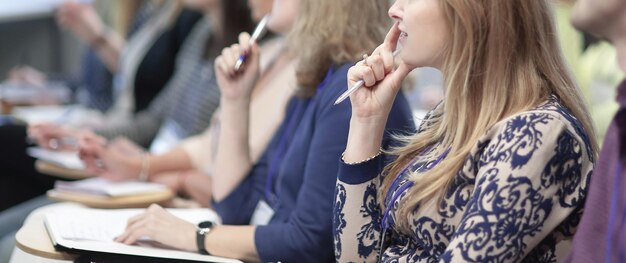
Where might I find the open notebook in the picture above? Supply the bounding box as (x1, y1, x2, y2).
(54, 178, 169, 197)
(44, 207, 240, 263)
(27, 147, 85, 170)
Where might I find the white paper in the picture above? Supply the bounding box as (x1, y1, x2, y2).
(13, 105, 105, 126)
(27, 147, 85, 170)
(44, 207, 239, 263)
(54, 178, 169, 197)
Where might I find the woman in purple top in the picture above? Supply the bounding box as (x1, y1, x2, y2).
(566, 0, 626, 262)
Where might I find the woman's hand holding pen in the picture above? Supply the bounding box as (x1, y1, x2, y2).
(215, 32, 261, 105)
(343, 23, 412, 163)
(348, 22, 411, 123)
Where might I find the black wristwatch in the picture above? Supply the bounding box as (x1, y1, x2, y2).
(196, 221, 214, 255)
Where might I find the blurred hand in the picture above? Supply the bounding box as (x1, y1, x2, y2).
(8, 66, 47, 87)
(27, 123, 82, 151)
(214, 32, 261, 103)
(78, 135, 144, 181)
(56, 1, 105, 45)
(150, 171, 184, 192)
(348, 22, 412, 124)
(115, 204, 197, 252)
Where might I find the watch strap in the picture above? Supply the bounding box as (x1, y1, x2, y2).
(196, 221, 213, 255)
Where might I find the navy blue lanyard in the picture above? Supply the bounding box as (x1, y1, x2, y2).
(264, 66, 335, 209)
(381, 146, 450, 230)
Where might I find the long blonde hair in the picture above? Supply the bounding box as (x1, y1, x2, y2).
(382, 0, 599, 231)
(288, 0, 390, 96)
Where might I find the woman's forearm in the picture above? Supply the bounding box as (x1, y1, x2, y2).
(212, 100, 253, 201)
(92, 30, 124, 73)
(343, 116, 387, 163)
(149, 148, 195, 177)
(205, 225, 259, 262)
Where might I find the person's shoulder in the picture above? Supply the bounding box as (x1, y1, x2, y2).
(315, 63, 353, 105)
(485, 95, 595, 162)
(327, 63, 352, 92)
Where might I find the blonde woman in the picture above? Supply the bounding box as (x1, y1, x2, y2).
(110, 0, 414, 262)
(335, 0, 598, 262)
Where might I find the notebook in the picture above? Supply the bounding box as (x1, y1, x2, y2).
(43, 207, 240, 263)
(54, 178, 169, 197)
(27, 147, 85, 170)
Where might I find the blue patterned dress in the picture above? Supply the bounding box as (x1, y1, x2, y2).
(334, 96, 595, 262)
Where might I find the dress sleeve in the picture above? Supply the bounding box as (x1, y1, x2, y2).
(439, 112, 594, 262)
(335, 156, 385, 263)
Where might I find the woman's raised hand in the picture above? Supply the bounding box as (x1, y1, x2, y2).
(56, 1, 106, 47)
(348, 22, 412, 124)
(214, 32, 261, 104)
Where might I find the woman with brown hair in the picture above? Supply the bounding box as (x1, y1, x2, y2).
(335, 0, 598, 262)
(109, 0, 414, 262)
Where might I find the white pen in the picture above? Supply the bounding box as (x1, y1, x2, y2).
(334, 49, 402, 106)
(234, 15, 271, 71)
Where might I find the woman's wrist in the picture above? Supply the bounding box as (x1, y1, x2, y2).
(220, 94, 252, 107)
(343, 118, 386, 163)
(220, 98, 251, 127)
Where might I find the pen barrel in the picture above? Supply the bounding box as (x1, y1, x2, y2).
(234, 54, 247, 71)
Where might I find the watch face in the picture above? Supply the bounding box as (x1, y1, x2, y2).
(198, 221, 214, 229)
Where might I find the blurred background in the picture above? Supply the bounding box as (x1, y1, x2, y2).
(0, 0, 622, 142)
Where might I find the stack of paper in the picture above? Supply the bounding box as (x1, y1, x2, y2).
(44, 207, 238, 262)
(54, 178, 169, 197)
(27, 147, 84, 170)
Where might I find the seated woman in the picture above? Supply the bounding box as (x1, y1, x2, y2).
(75, 0, 291, 208)
(80, 0, 414, 262)
(335, 0, 597, 262)
(0, 0, 203, 212)
(0, 0, 253, 259)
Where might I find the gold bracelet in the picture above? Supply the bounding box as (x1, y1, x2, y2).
(341, 149, 383, 165)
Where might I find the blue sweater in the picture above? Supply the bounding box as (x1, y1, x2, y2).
(213, 63, 415, 263)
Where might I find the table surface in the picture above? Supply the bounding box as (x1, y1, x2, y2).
(15, 199, 206, 260)
(15, 203, 82, 260)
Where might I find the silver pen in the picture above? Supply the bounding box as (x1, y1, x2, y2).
(334, 49, 402, 105)
(234, 15, 271, 71)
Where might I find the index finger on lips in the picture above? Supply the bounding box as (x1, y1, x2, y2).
(238, 32, 252, 52)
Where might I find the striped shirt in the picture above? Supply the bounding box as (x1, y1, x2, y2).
(95, 16, 220, 148)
